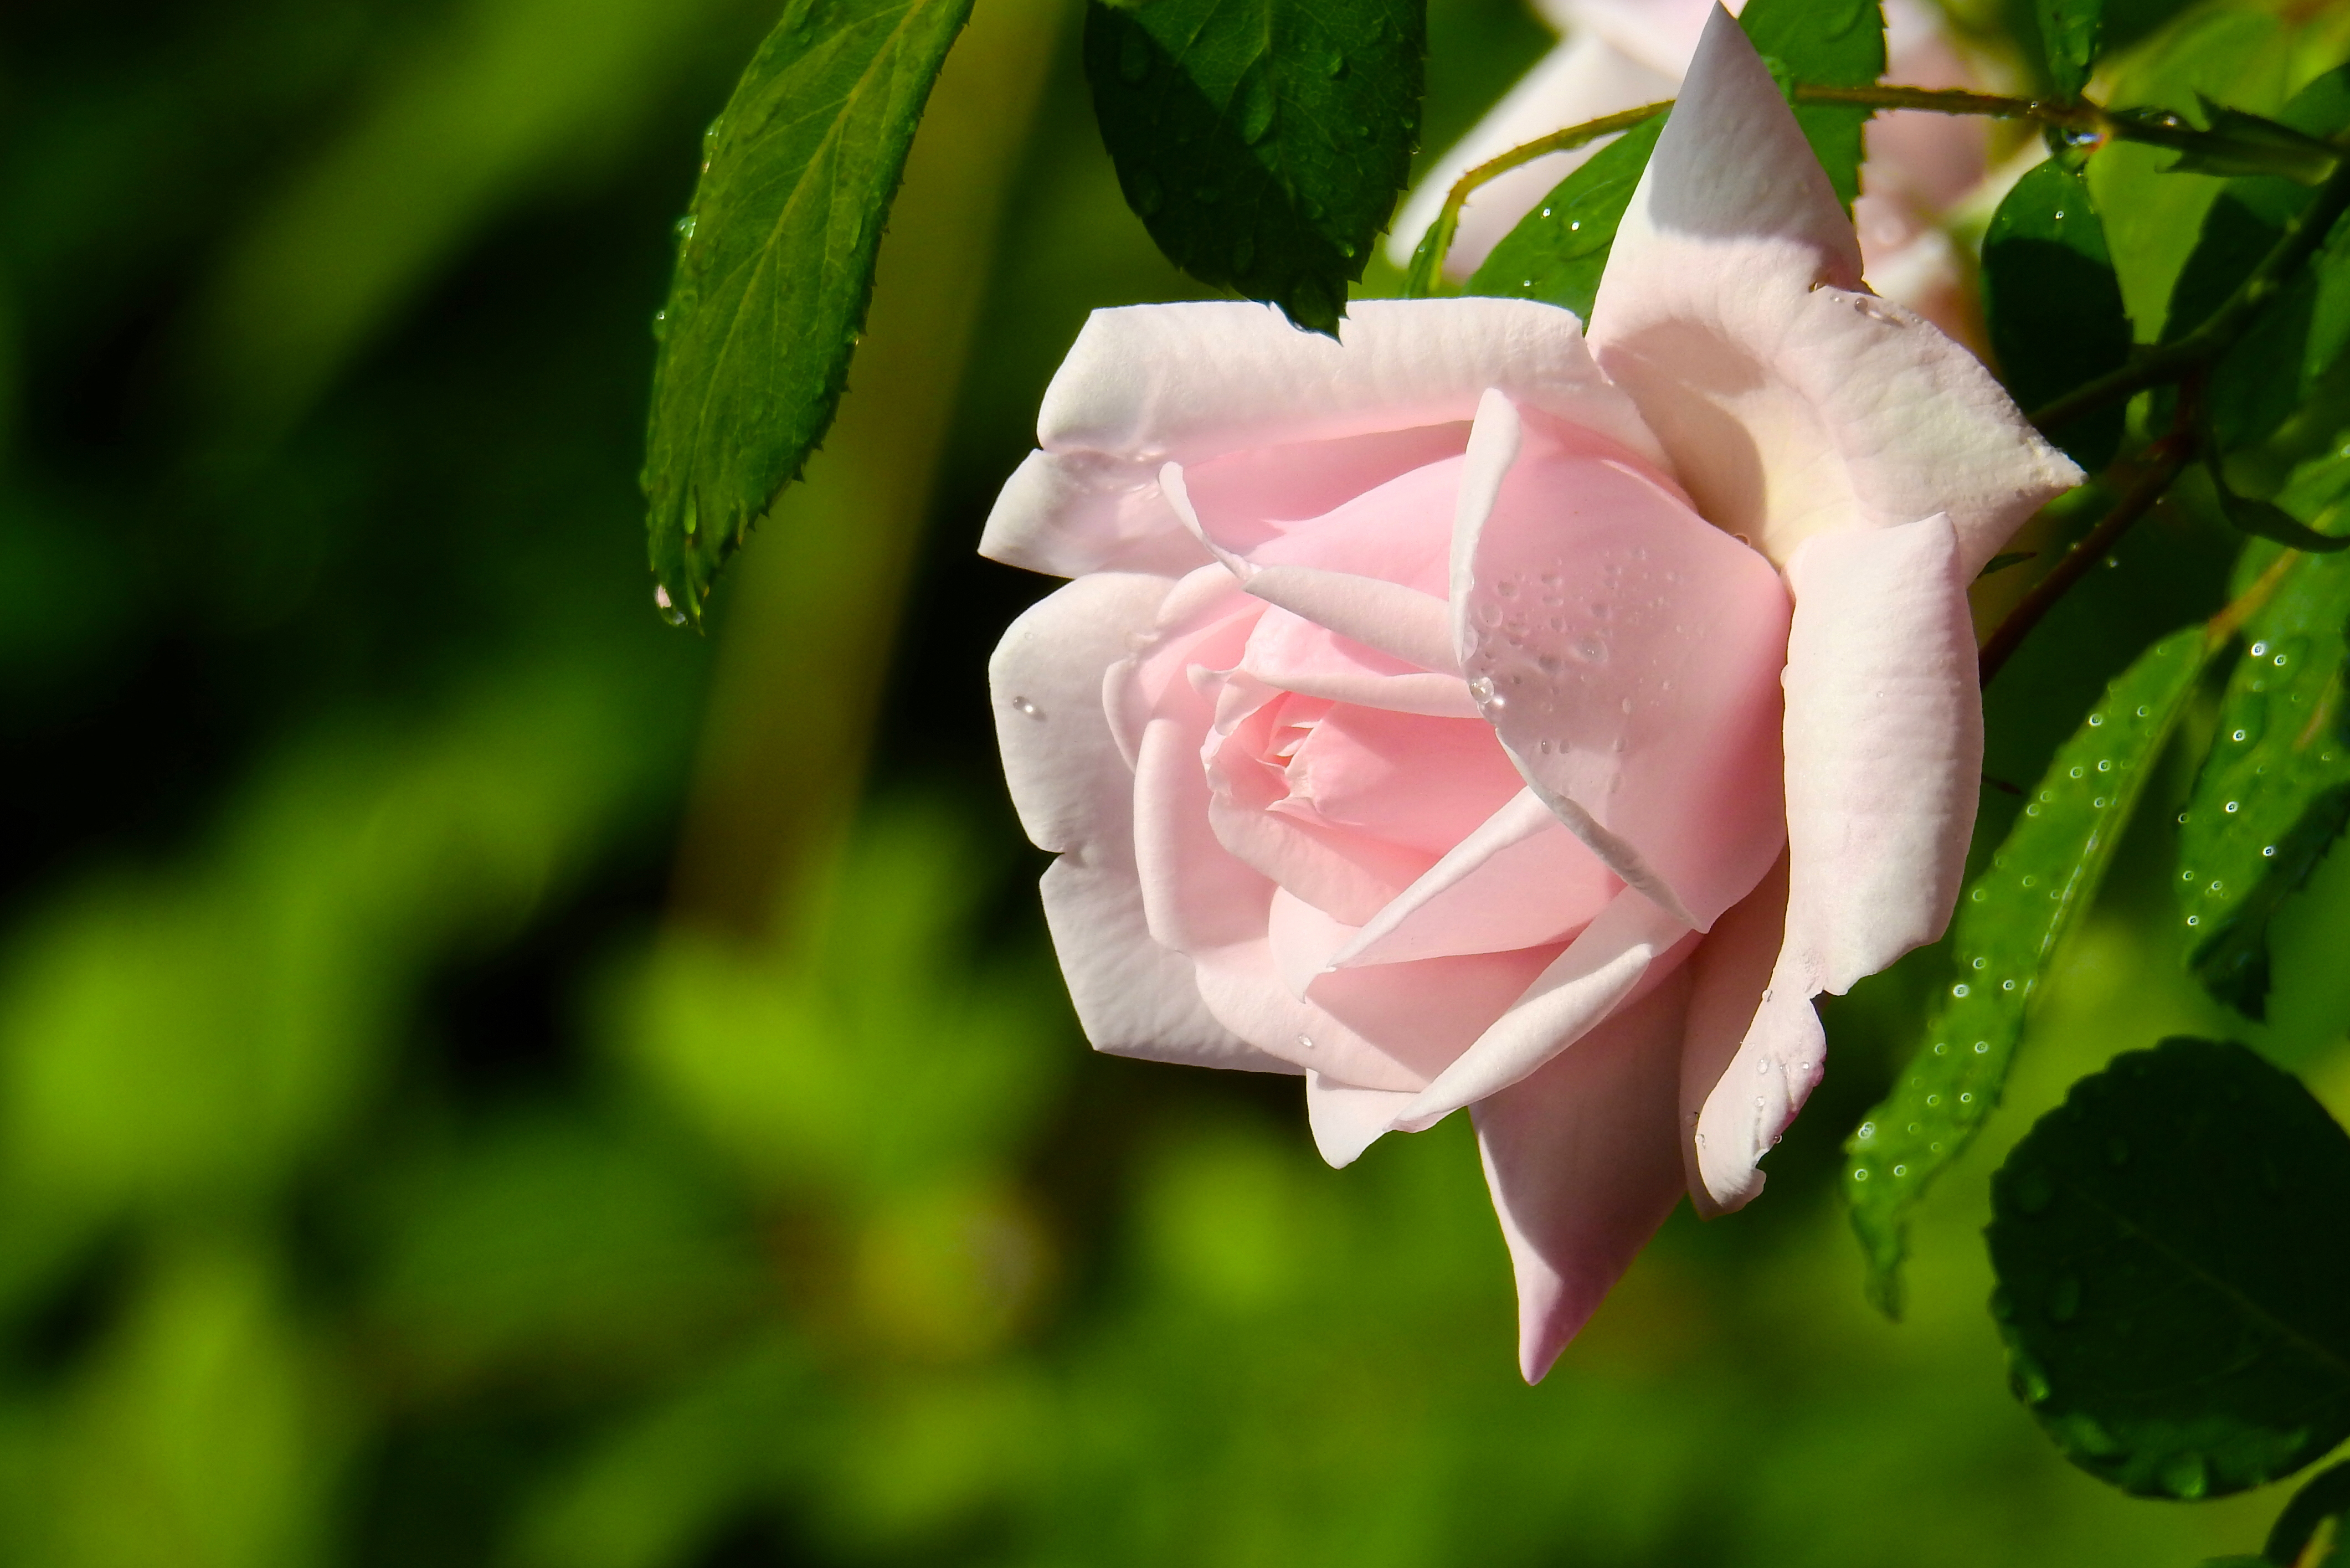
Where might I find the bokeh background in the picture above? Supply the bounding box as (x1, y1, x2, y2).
(4, 0, 2349, 1561)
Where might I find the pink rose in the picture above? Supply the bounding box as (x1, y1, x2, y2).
(1389, 0, 1991, 342)
(986, 9, 2075, 1380)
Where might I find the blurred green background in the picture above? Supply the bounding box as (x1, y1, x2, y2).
(2, 0, 2347, 1562)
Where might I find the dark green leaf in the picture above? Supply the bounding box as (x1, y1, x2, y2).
(2213, 478, 2350, 554)
(2038, 0, 2102, 100)
(1986, 1037, 2350, 1499)
(2270, 1461, 2350, 1566)
(1082, 0, 1425, 335)
(1984, 161, 2133, 468)
(641, 0, 976, 623)
(2164, 99, 2341, 187)
(1739, 0, 1885, 210)
(1846, 629, 2208, 1317)
(2178, 547, 2350, 1016)
(2157, 66, 2350, 447)
(1462, 116, 1664, 323)
(1979, 551, 2039, 579)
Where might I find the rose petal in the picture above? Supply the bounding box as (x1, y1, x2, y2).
(1393, 885, 1691, 1129)
(1192, 940, 1471, 1091)
(1677, 851, 1788, 1214)
(990, 575, 1290, 1072)
(1173, 424, 1472, 564)
(1781, 512, 1981, 995)
(1306, 1072, 1419, 1168)
(1691, 968, 1825, 1211)
(1587, 6, 2078, 574)
(1452, 389, 1790, 928)
(1334, 787, 1621, 966)
(1241, 609, 1483, 718)
(1473, 962, 1693, 1382)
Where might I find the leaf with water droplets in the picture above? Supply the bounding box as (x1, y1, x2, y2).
(2036, 0, 2103, 100)
(641, 0, 975, 622)
(1464, 115, 1663, 325)
(1081, 0, 1424, 335)
(1982, 160, 2132, 469)
(1845, 628, 2211, 1317)
(2178, 544, 2350, 1017)
(1987, 1037, 2350, 1498)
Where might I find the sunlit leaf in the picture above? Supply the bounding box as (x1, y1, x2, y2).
(1983, 161, 2133, 467)
(642, 0, 975, 621)
(2161, 98, 2340, 185)
(2178, 547, 2350, 1016)
(1463, 116, 1663, 323)
(1986, 1037, 2350, 1499)
(1082, 0, 1425, 335)
(1846, 629, 2209, 1316)
(1739, 0, 1885, 209)
(2038, 0, 2102, 99)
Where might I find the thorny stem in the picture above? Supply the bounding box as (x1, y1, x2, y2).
(1403, 101, 1670, 299)
(1402, 82, 2323, 295)
(1978, 387, 2204, 686)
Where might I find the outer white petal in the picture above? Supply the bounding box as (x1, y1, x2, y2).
(991, 577, 1289, 1071)
(1677, 852, 1786, 1215)
(1474, 962, 1693, 1382)
(1306, 1072, 1417, 1168)
(1691, 968, 1825, 1211)
(1386, 34, 1675, 277)
(1587, 6, 2078, 574)
(982, 299, 1664, 579)
(1781, 513, 1982, 995)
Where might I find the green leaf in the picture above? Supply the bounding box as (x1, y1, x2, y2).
(1462, 116, 1663, 323)
(1845, 629, 2209, 1317)
(2162, 99, 2341, 186)
(2177, 549, 2350, 1016)
(1983, 161, 2134, 468)
(1979, 551, 2039, 579)
(2269, 1461, 2350, 1566)
(2213, 478, 2350, 554)
(641, 0, 976, 623)
(2039, 0, 2103, 100)
(1082, 0, 1426, 336)
(2157, 65, 2350, 448)
(1738, 0, 1886, 210)
(1985, 1037, 2350, 1499)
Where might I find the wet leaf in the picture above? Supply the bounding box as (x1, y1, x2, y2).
(1847, 628, 2210, 1317)
(1082, 0, 1425, 335)
(642, 0, 976, 622)
(1739, 0, 1885, 209)
(1986, 1037, 2350, 1498)
(2178, 547, 2350, 1016)
(2038, 0, 2102, 99)
(1463, 116, 1663, 324)
(1983, 161, 2133, 467)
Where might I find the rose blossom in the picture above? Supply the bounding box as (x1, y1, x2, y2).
(1387, 0, 1991, 340)
(985, 8, 2076, 1381)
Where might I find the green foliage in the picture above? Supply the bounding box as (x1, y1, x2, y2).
(1984, 161, 2133, 466)
(1847, 629, 2209, 1317)
(2086, 3, 2296, 338)
(1463, 116, 1663, 323)
(1739, 0, 1886, 210)
(2040, 0, 2104, 99)
(2269, 1462, 2350, 1566)
(2159, 64, 2350, 449)
(641, 0, 976, 623)
(2178, 551, 2350, 1016)
(1985, 1037, 2350, 1499)
(1081, 0, 1426, 335)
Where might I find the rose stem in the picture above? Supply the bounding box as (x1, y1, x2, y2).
(1977, 385, 2203, 687)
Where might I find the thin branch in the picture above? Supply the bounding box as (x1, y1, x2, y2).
(1790, 83, 2103, 129)
(2031, 139, 2350, 433)
(1403, 101, 1671, 299)
(1979, 415, 2199, 685)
